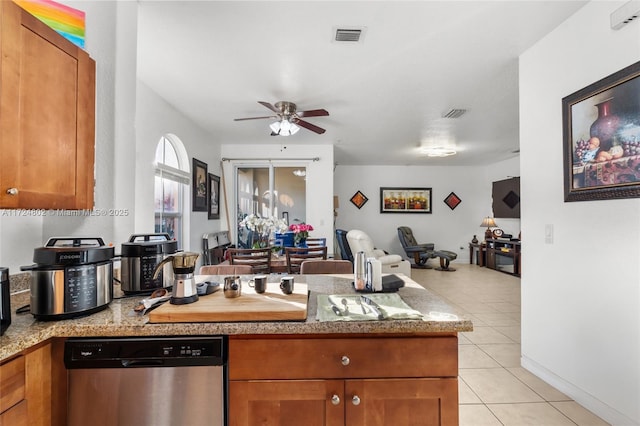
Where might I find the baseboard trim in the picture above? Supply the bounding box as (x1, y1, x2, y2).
(521, 355, 638, 426)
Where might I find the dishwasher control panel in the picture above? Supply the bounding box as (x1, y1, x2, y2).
(64, 336, 226, 368)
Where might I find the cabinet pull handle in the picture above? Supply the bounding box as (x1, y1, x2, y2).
(6, 188, 18, 195)
(331, 395, 340, 405)
(341, 355, 350, 366)
(352, 395, 361, 406)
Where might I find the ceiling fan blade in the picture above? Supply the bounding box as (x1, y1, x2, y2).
(258, 101, 280, 113)
(296, 109, 329, 118)
(234, 115, 278, 121)
(292, 118, 326, 134)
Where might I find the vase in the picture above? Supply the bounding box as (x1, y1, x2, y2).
(590, 98, 620, 152)
(471, 235, 478, 244)
(296, 238, 308, 248)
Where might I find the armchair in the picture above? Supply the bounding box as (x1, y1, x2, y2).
(397, 226, 458, 271)
(397, 226, 436, 268)
(346, 229, 411, 277)
(335, 229, 354, 263)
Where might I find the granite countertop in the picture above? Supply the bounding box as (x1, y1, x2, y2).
(0, 274, 472, 362)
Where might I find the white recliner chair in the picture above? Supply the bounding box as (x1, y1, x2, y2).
(346, 229, 411, 278)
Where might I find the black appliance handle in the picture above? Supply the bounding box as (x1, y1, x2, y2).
(45, 237, 106, 247)
(20, 264, 37, 271)
(121, 359, 164, 367)
(128, 233, 172, 243)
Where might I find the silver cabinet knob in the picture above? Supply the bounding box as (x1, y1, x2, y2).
(331, 395, 340, 405)
(352, 395, 361, 406)
(341, 355, 350, 366)
(6, 188, 18, 195)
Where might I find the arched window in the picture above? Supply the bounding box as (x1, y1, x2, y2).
(154, 135, 190, 249)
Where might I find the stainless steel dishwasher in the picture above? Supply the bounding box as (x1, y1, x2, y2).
(64, 336, 227, 426)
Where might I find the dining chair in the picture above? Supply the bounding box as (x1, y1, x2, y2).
(199, 264, 253, 275)
(285, 246, 328, 274)
(305, 237, 327, 248)
(299, 259, 352, 275)
(227, 248, 272, 274)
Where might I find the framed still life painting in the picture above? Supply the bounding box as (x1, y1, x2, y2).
(563, 60, 640, 202)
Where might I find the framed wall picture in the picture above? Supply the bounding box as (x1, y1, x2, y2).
(208, 173, 220, 220)
(492, 177, 520, 218)
(443, 192, 462, 210)
(563, 60, 640, 202)
(350, 190, 369, 209)
(380, 187, 432, 213)
(192, 158, 208, 211)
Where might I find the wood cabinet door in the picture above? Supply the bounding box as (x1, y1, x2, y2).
(345, 378, 459, 426)
(229, 380, 344, 426)
(0, 400, 28, 426)
(0, 1, 95, 209)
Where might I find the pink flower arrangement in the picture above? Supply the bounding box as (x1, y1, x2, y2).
(289, 223, 314, 244)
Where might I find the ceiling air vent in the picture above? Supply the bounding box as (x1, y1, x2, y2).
(442, 109, 467, 119)
(335, 28, 362, 42)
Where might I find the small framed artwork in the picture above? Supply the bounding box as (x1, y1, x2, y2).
(380, 187, 432, 213)
(563, 60, 640, 202)
(444, 192, 462, 210)
(208, 173, 220, 220)
(350, 190, 369, 209)
(192, 158, 208, 212)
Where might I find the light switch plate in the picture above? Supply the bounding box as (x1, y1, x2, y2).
(545, 224, 554, 244)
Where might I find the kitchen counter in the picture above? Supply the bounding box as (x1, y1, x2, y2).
(0, 274, 472, 362)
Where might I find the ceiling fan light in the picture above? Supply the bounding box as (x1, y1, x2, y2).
(280, 119, 292, 134)
(269, 121, 281, 134)
(289, 122, 300, 135)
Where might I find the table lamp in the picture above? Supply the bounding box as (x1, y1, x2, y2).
(480, 217, 497, 240)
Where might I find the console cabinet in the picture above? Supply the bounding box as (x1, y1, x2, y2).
(228, 335, 459, 426)
(0, 0, 95, 209)
(486, 239, 521, 276)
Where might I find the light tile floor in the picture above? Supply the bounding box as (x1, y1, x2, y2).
(411, 264, 610, 426)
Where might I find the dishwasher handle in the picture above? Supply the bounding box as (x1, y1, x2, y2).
(121, 359, 164, 368)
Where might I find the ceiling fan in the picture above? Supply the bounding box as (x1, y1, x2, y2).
(234, 101, 329, 136)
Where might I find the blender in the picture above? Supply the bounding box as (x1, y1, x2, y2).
(153, 252, 200, 305)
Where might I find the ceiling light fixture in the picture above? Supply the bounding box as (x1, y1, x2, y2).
(420, 146, 457, 157)
(292, 169, 306, 177)
(270, 119, 300, 136)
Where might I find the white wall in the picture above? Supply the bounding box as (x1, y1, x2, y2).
(334, 160, 520, 261)
(520, 2, 640, 424)
(221, 144, 335, 254)
(135, 81, 223, 258)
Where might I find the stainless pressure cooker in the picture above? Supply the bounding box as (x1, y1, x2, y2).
(120, 233, 178, 294)
(21, 237, 114, 320)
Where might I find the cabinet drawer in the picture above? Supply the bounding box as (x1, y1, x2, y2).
(0, 356, 25, 414)
(229, 336, 457, 380)
(0, 400, 28, 426)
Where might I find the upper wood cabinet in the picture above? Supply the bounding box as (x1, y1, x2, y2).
(0, 0, 95, 210)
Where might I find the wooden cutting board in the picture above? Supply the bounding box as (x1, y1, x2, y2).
(148, 281, 308, 323)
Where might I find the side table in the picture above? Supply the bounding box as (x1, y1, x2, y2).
(469, 242, 485, 267)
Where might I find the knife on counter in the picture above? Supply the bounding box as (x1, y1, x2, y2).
(360, 295, 385, 320)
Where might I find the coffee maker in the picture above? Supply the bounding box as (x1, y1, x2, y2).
(153, 252, 200, 305)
